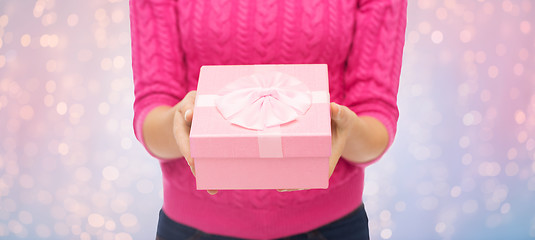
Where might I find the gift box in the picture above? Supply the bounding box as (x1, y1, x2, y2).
(190, 64, 331, 190)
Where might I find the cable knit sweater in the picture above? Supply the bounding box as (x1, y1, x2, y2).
(129, 0, 406, 238)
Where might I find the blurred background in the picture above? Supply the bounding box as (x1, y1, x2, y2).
(0, 0, 533, 239)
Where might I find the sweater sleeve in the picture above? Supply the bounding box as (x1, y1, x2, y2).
(343, 0, 407, 167)
(129, 0, 187, 150)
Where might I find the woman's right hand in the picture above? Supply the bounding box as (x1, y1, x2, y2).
(172, 91, 218, 195)
(172, 90, 197, 176)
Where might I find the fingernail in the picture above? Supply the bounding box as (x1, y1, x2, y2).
(186, 160, 195, 176)
(190, 166, 196, 177)
(184, 109, 192, 121)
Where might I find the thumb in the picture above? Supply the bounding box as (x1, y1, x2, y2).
(181, 90, 197, 125)
(330, 102, 355, 129)
(184, 108, 194, 124)
(330, 102, 343, 121)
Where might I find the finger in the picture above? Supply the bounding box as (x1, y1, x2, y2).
(207, 190, 218, 195)
(174, 110, 195, 176)
(174, 91, 198, 176)
(183, 90, 197, 104)
(179, 92, 196, 126)
(329, 154, 341, 177)
(277, 188, 308, 192)
(330, 102, 356, 128)
(184, 109, 193, 123)
(174, 115, 191, 158)
(189, 158, 196, 177)
(177, 137, 195, 176)
(330, 102, 342, 120)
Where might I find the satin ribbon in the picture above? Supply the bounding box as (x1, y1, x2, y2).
(215, 71, 313, 130)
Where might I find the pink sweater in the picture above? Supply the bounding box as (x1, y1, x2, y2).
(130, 0, 406, 239)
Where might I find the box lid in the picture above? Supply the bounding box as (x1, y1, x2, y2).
(190, 64, 331, 159)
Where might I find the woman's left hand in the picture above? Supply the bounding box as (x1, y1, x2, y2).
(328, 102, 357, 177)
(278, 102, 357, 192)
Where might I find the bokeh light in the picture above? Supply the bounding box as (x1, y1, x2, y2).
(0, 0, 534, 239)
(1, 0, 160, 239)
(366, 0, 535, 239)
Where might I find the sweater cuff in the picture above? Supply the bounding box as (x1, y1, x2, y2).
(345, 107, 397, 168)
(133, 96, 181, 162)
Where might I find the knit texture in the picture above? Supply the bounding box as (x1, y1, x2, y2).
(130, 0, 406, 238)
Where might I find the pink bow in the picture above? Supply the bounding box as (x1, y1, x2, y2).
(215, 71, 313, 130)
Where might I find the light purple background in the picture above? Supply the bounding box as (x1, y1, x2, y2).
(0, 0, 534, 239)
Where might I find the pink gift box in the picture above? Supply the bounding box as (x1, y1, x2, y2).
(190, 64, 331, 190)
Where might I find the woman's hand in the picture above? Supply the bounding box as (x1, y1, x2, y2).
(278, 102, 355, 192)
(278, 102, 389, 192)
(329, 102, 390, 167)
(171, 91, 196, 175)
(328, 102, 356, 176)
(172, 91, 218, 195)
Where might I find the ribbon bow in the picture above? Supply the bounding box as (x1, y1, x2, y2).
(215, 71, 312, 130)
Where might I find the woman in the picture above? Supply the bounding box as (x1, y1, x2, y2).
(129, 0, 406, 239)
